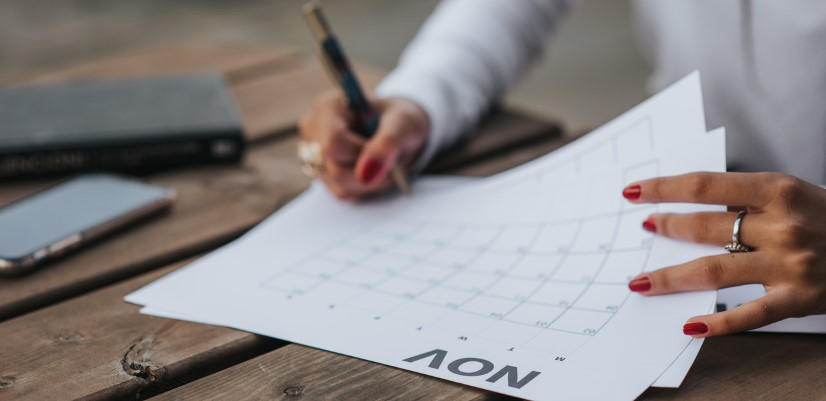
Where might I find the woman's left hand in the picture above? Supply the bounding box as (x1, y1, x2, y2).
(622, 172, 826, 337)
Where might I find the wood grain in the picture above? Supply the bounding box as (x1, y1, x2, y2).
(137, 333, 826, 400)
(147, 332, 826, 401)
(0, 254, 512, 401)
(10, 43, 297, 86)
(153, 344, 511, 401)
(640, 334, 826, 400)
(0, 260, 283, 401)
(150, 344, 512, 401)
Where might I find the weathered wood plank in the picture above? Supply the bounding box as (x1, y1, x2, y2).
(143, 331, 826, 401)
(0, 260, 284, 401)
(10, 43, 297, 86)
(0, 136, 311, 322)
(150, 345, 510, 401)
(639, 334, 826, 400)
(0, 256, 509, 401)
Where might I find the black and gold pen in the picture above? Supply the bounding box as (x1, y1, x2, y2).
(303, 1, 411, 194)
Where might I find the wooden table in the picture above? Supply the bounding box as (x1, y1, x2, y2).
(0, 44, 823, 401)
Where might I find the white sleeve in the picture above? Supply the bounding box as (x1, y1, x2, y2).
(375, 0, 572, 171)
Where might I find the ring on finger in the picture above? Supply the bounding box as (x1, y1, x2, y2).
(724, 210, 753, 253)
(297, 140, 325, 178)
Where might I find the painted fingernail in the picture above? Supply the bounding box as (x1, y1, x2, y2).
(623, 184, 641, 200)
(628, 276, 651, 292)
(360, 159, 383, 184)
(642, 218, 657, 233)
(683, 322, 709, 335)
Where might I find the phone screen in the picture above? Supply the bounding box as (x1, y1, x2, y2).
(0, 174, 171, 260)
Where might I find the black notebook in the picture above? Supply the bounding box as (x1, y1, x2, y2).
(0, 74, 245, 178)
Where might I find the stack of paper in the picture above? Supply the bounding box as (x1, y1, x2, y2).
(128, 72, 737, 400)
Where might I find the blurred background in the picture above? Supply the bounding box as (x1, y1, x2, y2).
(0, 0, 651, 133)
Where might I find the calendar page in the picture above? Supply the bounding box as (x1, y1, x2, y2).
(128, 73, 724, 401)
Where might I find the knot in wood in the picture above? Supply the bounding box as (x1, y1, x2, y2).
(0, 377, 14, 388)
(56, 331, 85, 343)
(121, 337, 157, 381)
(282, 386, 303, 396)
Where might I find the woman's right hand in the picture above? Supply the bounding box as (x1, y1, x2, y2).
(298, 90, 429, 200)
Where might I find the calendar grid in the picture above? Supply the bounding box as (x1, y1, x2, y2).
(259, 116, 662, 355)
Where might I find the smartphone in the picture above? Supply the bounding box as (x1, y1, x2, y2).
(0, 173, 175, 276)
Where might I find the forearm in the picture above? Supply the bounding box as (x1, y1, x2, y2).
(376, 0, 571, 171)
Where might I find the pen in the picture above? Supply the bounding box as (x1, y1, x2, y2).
(302, 1, 411, 195)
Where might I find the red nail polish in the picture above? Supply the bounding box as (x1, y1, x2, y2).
(628, 276, 651, 292)
(683, 322, 709, 335)
(642, 218, 657, 233)
(623, 184, 641, 200)
(360, 159, 383, 184)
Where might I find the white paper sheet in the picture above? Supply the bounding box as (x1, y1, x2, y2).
(139, 175, 705, 389)
(127, 72, 724, 401)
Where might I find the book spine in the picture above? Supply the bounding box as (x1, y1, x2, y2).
(0, 136, 245, 178)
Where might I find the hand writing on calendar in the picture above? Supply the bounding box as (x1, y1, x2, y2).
(623, 172, 826, 337)
(298, 90, 429, 200)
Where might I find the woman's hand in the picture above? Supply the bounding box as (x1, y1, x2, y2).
(623, 172, 826, 337)
(298, 90, 429, 200)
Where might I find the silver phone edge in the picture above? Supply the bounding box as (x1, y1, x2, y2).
(0, 186, 176, 277)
